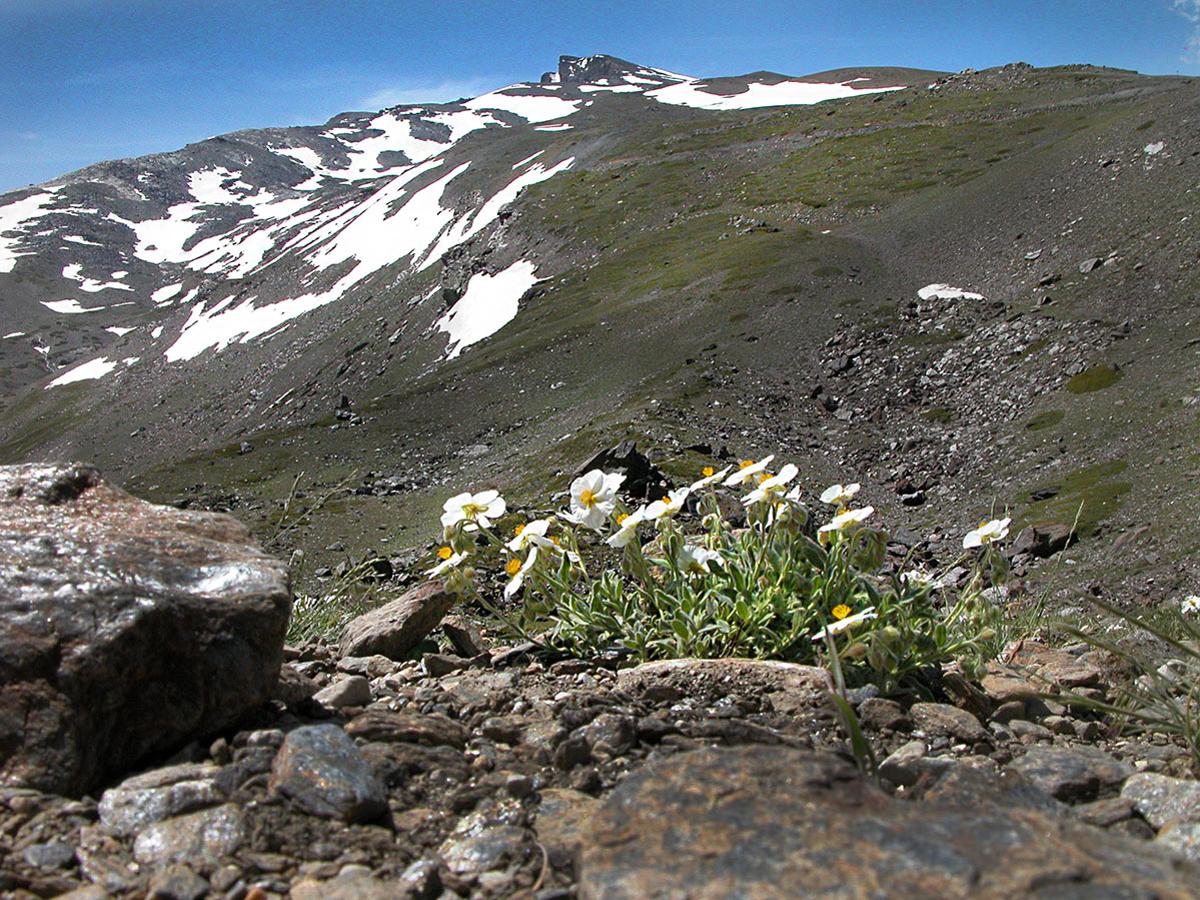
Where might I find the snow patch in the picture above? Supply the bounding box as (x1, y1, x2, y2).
(62, 262, 135, 293)
(465, 89, 581, 124)
(917, 283, 985, 301)
(105, 326, 135, 336)
(512, 151, 545, 170)
(0, 190, 59, 273)
(46, 356, 118, 387)
(152, 282, 184, 305)
(534, 123, 573, 132)
(648, 78, 903, 111)
(437, 260, 542, 359)
(3, 331, 25, 339)
(42, 298, 105, 314)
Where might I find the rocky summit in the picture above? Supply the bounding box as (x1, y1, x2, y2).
(2, 41, 1200, 899)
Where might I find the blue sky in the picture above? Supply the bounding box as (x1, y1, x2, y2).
(1, 0, 1197, 193)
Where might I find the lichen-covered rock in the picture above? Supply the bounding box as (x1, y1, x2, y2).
(0, 463, 291, 796)
(578, 746, 1199, 898)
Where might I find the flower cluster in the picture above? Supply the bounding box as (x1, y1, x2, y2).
(425, 453, 1013, 688)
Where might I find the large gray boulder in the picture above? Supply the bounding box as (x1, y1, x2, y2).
(0, 463, 291, 795)
(578, 746, 1199, 898)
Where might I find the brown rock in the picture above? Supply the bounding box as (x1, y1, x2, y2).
(577, 746, 1199, 898)
(909, 702, 988, 744)
(534, 787, 600, 866)
(0, 463, 291, 796)
(344, 709, 468, 748)
(339, 581, 455, 660)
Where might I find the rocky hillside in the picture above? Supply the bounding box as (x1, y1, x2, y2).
(1, 55, 1198, 608)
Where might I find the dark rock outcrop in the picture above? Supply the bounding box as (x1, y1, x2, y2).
(0, 463, 291, 795)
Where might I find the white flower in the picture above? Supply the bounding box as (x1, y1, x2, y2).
(811, 606, 877, 641)
(820, 482, 860, 506)
(506, 518, 551, 552)
(503, 546, 539, 599)
(741, 463, 798, 506)
(689, 465, 731, 491)
(606, 507, 648, 548)
(817, 506, 874, 537)
(723, 455, 776, 487)
(427, 549, 469, 577)
(562, 469, 625, 531)
(644, 487, 691, 522)
(901, 569, 945, 590)
(440, 489, 506, 532)
(1182, 594, 1200, 615)
(675, 543, 722, 574)
(963, 517, 1011, 549)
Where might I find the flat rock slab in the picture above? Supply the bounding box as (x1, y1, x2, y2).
(1122, 772, 1200, 829)
(578, 745, 1198, 898)
(270, 724, 387, 823)
(339, 581, 454, 660)
(0, 463, 291, 795)
(616, 658, 830, 716)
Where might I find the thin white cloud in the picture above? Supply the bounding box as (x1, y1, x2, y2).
(1173, 0, 1200, 62)
(357, 78, 493, 111)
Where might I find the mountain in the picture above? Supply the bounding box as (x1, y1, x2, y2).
(1, 54, 1196, 606)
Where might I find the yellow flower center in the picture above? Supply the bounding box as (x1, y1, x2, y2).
(832, 604, 851, 620)
(514, 523, 525, 536)
(437, 546, 453, 560)
(462, 502, 488, 518)
(702, 466, 715, 478)
(580, 488, 597, 508)
(740, 459, 755, 469)
(756, 471, 771, 484)
(505, 558, 521, 576)
(550, 536, 561, 546)
(616, 512, 629, 525)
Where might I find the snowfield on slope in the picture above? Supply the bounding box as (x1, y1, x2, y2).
(437, 260, 543, 359)
(647, 78, 903, 110)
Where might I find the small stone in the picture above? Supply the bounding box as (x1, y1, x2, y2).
(344, 709, 468, 748)
(272, 664, 320, 709)
(1075, 797, 1134, 828)
(399, 858, 441, 899)
(1155, 821, 1200, 862)
(504, 773, 534, 799)
(269, 724, 386, 823)
(147, 864, 209, 900)
(554, 734, 592, 770)
(438, 814, 528, 875)
(910, 702, 988, 744)
(441, 617, 486, 657)
(1042, 715, 1076, 735)
(857, 698, 910, 731)
(481, 716, 526, 745)
(577, 714, 637, 756)
(1079, 257, 1103, 273)
(133, 804, 244, 867)
(1073, 720, 1103, 740)
(1010, 746, 1133, 802)
(423, 653, 468, 677)
(990, 700, 1027, 723)
(1008, 719, 1054, 741)
(313, 676, 371, 709)
(1122, 773, 1200, 829)
(22, 840, 76, 869)
(98, 763, 223, 838)
(879, 740, 926, 787)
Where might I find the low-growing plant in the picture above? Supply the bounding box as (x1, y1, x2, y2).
(1060, 594, 1200, 770)
(430, 456, 1014, 693)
